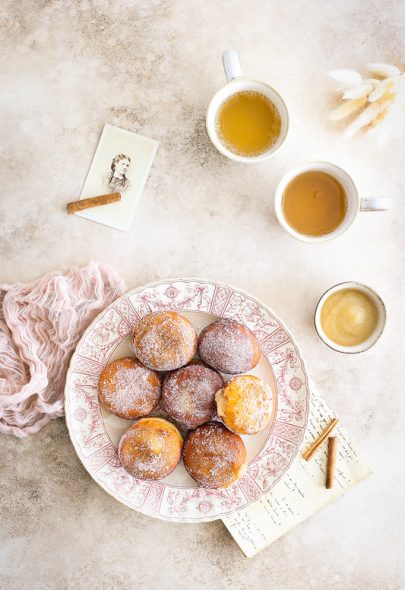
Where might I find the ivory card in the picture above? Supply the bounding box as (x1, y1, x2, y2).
(222, 388, 372, 558)
(76, 124, 158, 231)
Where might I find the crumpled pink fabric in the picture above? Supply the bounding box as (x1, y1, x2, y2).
(0, 262, 126, 438)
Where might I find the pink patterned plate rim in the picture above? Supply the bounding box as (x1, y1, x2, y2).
(64, 278, 310, 523)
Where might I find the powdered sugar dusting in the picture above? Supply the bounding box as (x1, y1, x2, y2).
(118, 418, 182, 480)
(161, 363, 223, 428)
(133, 312, 197, 371)
(98, 358, 161, 419)
(183, 422, 247, 488)
(198, 319, 257, 374)
(216, 375, 273, 435)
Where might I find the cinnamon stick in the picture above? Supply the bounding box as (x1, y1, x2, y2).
(326, 436, 338, 489)
(67, 192, 121, 214)
(302, 418, 339, 461)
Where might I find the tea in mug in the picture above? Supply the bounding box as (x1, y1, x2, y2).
(216, 91, 281, 156)
(282, 171, 347, 236)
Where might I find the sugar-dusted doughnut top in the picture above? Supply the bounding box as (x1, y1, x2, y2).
(161, 362, 224, 428)
(198, 318, 261, 374)
(215, 374, 273, 435)
(132, 311, 197, 372)
(183, 421, 247, 488)
(118, 417, 183, 480)
(98, 357, 161, 419)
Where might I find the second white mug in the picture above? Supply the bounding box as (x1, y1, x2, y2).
(274, 161, 392, 243)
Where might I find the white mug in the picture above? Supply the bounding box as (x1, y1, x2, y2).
(314, 281, 386, 353)
(274, 161, 392, 243)
(206, 50, 289, 163)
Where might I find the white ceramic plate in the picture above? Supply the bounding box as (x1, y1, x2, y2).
(65, 278, 310, 522)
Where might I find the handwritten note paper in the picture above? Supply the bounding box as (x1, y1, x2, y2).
(222, 389, 372, 558)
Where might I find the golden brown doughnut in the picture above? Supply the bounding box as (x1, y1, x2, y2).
(215, 374, 273, 435)
(161, 361, 224, 428)
(98, 357, 161, 419)
(132, 311, 197, 371)
(118, 417, 183, 480)
(198, 318, 261, 374)
(182, 421, 247, 488)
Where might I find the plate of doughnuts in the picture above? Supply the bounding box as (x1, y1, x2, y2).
(65, 278, 310, 522)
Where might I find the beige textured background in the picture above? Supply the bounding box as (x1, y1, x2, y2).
(1, 1, 405, 588)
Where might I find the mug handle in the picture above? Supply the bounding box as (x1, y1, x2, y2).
(222, 50, 242, 82)
(360, 197, 392, 211)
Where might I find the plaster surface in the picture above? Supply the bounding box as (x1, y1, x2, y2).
(1, 1, 404, 588)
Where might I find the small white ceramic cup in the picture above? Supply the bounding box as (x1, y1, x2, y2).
(314, 281, 386, 353)
(206, 50, 289, 163)
(274, 161, 392, 243)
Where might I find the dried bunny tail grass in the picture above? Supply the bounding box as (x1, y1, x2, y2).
(366, 63, 401, 78)
(343, 102, 382, 138)
(368, 77, 405, 143)
(328, 69, 362, 87)
(363, 78, 380, 86)
(368, 78, 398, 102)
(329, 97, 368, 121)
(328, 62, 405, 138)
(342, 84, 374, 100)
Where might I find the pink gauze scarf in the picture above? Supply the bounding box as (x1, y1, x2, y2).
(0, 262, 126, 438)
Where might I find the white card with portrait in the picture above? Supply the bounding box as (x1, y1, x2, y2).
(76, 124, 158, 231)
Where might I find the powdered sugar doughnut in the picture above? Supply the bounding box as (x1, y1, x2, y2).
(98, 357, 161, 419)
(183, 421, 247, 488)
(118, 417, 183, 480)
(198, 319, 261, 374)
(161, 362, 224, 428)
(132, 311, 197, 371)
(215, 374, 273, 435)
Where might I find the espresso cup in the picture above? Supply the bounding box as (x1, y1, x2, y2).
(274, 161, 392, 243)
(314, 281, 386, 353)
(206, 50, 289, 163)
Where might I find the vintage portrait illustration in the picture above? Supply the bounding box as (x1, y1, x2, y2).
(104, 154, 132, 192)
(77, 124, 158, 231)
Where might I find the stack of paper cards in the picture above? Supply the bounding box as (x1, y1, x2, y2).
(222, 388, 372, 558)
